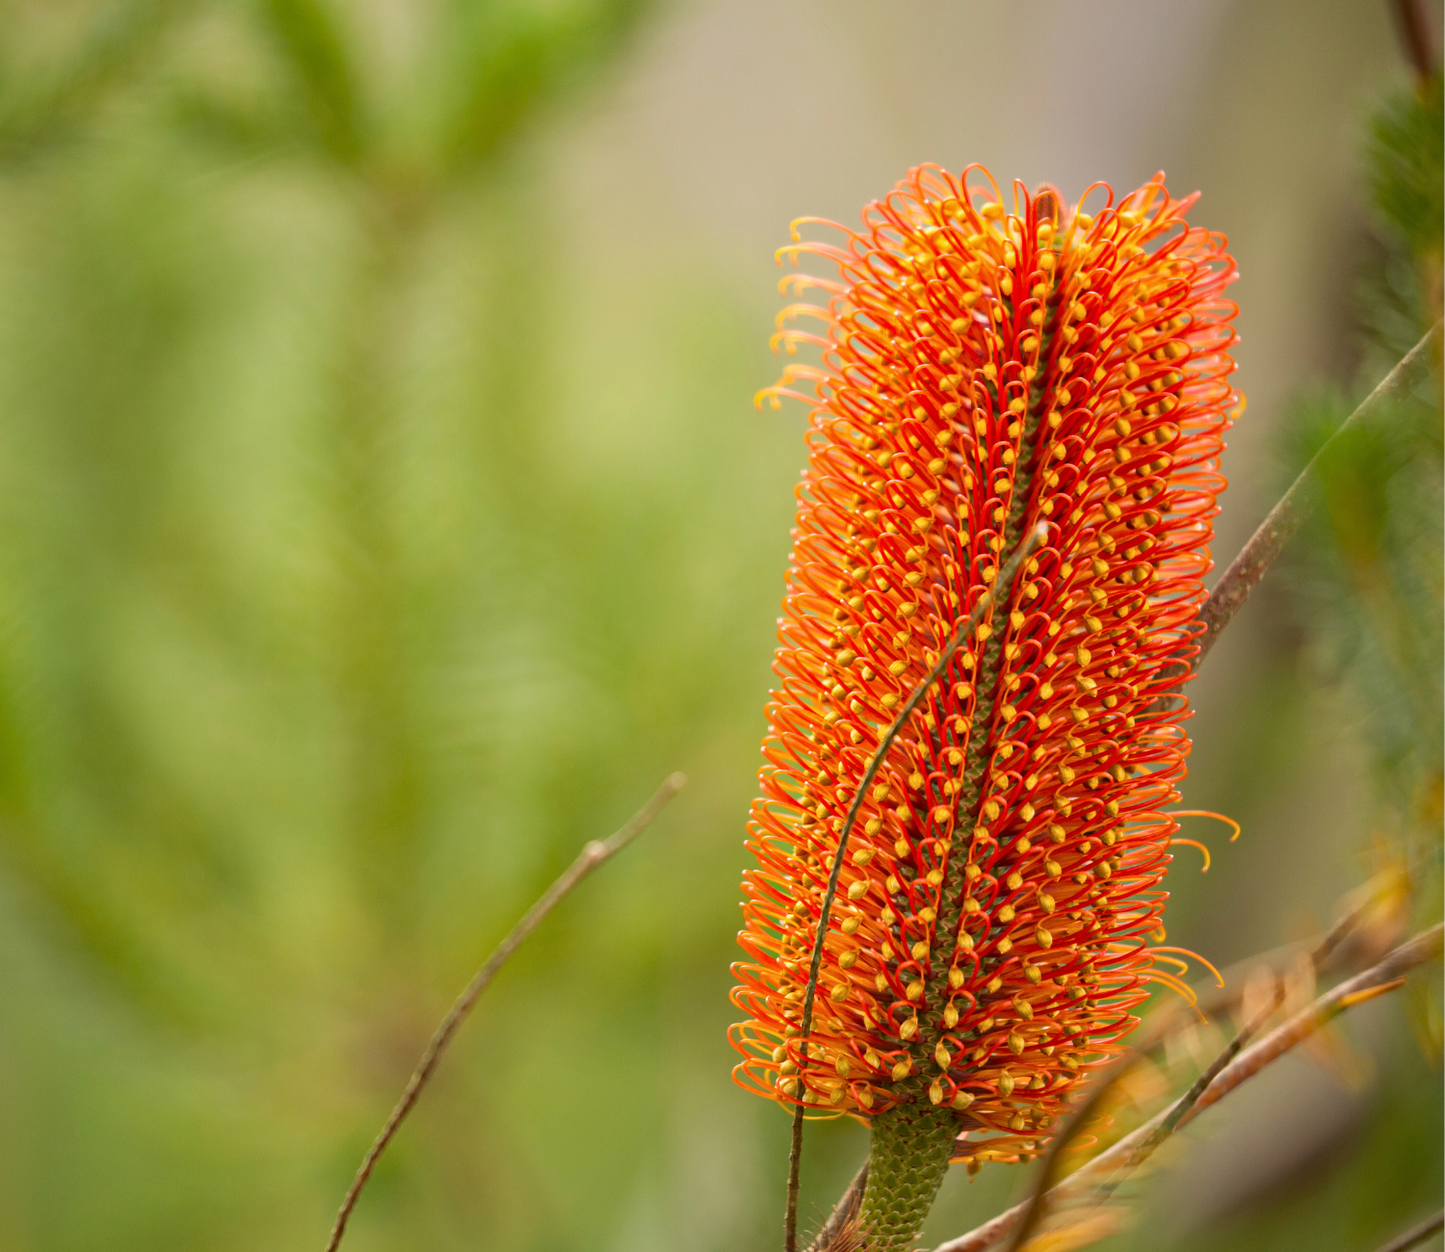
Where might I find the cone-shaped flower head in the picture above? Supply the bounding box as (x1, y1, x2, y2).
(729, 165, 1239, 1239)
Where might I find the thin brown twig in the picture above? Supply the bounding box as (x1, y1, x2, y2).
(813, 790, 1376, 1241)
(812, 856, 1376, 1243)
(323, 771, 686, 1252)
(1390, 0, 1438, 84)
(1182, 887, 1377, 1029)
(1089, 889, 1373, 1176)
(782, 523, 1048, 1252)
(1000, 1050, 1138, 1252)
(1309, 893, 1374, 969)
(932, 923, 1443, 1252)
(1094, 900, 1382, 1197)
(1003, 972, 1287, 1251)
(1082, 922, 1426, 1205)
(1090, 978, 1287, 1205)
(1373, 1209, 1444, 1252)
(1152, 319, 1442, 706)
(1167, 924, 1440, 1132)
(1193, 317, 1440, 667)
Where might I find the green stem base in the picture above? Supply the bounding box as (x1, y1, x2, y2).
(856, 1102, 959, 1251)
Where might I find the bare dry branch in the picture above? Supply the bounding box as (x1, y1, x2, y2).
(1149, 318, 1442, 709)
(999, 1049, 1138, 1252)
(1092, 980, 1285, 1206)
(1004, 974, 1288, 1252)
(324, 771, 686, 1252)
(932, 923, 1443, 1252)
(1192, 317, 1440, 670)
(1390, 0, 1438, 83)
(1374, 1209, 1444, 1252)
(1309, 893, 1375, 970)
(811, 881, 1370, 1245)
(1167, 924, 1441, 1132)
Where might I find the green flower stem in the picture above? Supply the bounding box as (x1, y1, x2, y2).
(856, 1102, 960, 1251)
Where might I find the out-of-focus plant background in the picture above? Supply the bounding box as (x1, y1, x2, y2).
(0, 1, 1436, 1250)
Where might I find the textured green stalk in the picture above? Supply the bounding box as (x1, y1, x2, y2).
(856, 1103, 960, 1251)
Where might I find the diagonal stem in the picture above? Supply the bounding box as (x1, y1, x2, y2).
(1389, 0, 1438, 84)
(1165, 318, 1441, 692)
(1373, 1209, 1444, 1252)
(999, 881, 1380, 1246)
(1001, 948, 1290, 1250)
(783, 523, 1048, 1252)
(1161, 928, 1439, 1134)
(323, 771, 685, 1252)
(1085, 979, 1287, 1208)
(808, 900, 1363, 1244)
(931, 923, 1443, 1252)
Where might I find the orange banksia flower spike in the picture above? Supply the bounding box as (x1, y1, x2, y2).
(728, 166, 1240, 1250)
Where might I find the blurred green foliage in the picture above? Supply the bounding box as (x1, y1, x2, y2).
(1170, 69, 1445, 1252)
(1366, 72, 1443, 329)
(0, 4, 1436, 1252)
(0, 2, 803, 1249)
(1278, 71, 1443, 932)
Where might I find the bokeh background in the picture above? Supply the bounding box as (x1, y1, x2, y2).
(0, 1, 1437, 1250)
